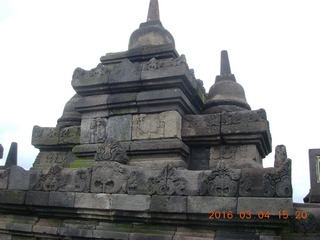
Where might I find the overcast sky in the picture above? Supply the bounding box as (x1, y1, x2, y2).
(1, 0, 320, 203)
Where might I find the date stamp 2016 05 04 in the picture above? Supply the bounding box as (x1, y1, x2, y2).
(208, 210, 308, 220)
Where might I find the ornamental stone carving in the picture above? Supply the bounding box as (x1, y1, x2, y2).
(94, 138, 129, 164)
(239, 169, 253, 197)
(34, 165, 70, 192)
(90, 162, 126, 194)
(72, 63, 109, 87)
(200, 161, 241, 197)
(74, 168, 92, 193)
(141, 55, 187, 71)
(89, 118, 107, 144)
(132, 111, 181, 140)
(221, 109, 267, 125)
(264, 157, 292, 197)
(148, 164, 186, 196)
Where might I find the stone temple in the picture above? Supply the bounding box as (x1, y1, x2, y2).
(0, 1, 319, 239)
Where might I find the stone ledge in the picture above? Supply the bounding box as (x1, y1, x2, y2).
(237, 197, 293, 215)
(0, 190, 26, 205)
(111, 194, 151, 211)
(187, 197, 237, 214)
(74, 193, 112, 209)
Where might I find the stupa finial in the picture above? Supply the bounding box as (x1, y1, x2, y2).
(147, 0, 160, 22)
(220, 50, 232, 75)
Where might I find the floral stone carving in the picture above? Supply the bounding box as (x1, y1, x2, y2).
(264, 159, 292, 197)
(34, 165, 70, 192)
(148, 164, 186, 195)
(90, 162, 126, 193)
(200, 161, 241, 197)
(263, 145, 292, 197)
(94, 138, 129, 164)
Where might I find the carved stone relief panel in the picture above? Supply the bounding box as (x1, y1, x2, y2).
(200, 161, 241, 197)
(132, 111, 181, 140)
(182, 114, 220, 137)
(147, 164, 186, 196)
(209, 145, 262, 169)
(32, 151, 77, 170)
(59, 126, 80, 145)
(72, 63, 109, 88)
(264, 156, 292, 198)
(94, 138, 129, 164)
(32, 126, 59, 146)
(90, 162, 126, 194)
(80, 118, 107, 144)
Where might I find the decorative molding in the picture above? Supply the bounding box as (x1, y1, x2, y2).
(94, 138, 129, 164)
(148, 165, 186, 195)
(200, 161, 241, 197)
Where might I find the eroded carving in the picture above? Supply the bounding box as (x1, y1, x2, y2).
(32, 126, 59, 145)
(59, 126, 80, 144)
(148, 165, 186, 195)
(133, 111, 181, 140)
(90, 162, 126, 193)
(34, 165, 70, 191)
(94, 138, 129, 164)
(264, 157, 292, 197)
(89, 118, 107, 143)
(200, 161, 241, 197)
(74, 168, 92, 192)
(45, 152, 68, 164)
(239, 169, 253, 197)
(221, 109, 267, 125)
(0, 169, 9, 190)
(72, 63, 109, 83)
(141, 55, 187, 71)
(210, 146, 238, 160)
(123, 171, 138, 195)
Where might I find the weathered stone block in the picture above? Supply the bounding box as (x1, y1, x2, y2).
(71, 63, 109, 89)
(8, 166, 30, 191)
(109, 59, 141, 84)
(58, 126, 80, 144)
(32, 218, 62, 235)
(132, 111, 181, 140)
(32, 151, 77, 170)
(0, 190, 25, 204)
(74, 193, 111, 209)
(32, 126, 59, 146)
(80, 117, 108, 144)
(58, 227, 93, 238)
(110, 194, 150, 211)
(106, 115, 132, 141)
(187, 196, 237, 214)
(25, 191, 49, 206)
(49, 192, 75, 208)
(0, 234, 11, 240)
(6, 222, 33, 233)
(75, 94, 108, 113)
(237, 197, 293, 215)
(182, 114, 220, 137)
(209, 144, 262, 169)
(0, 169, 9, 190)
(150, 196, 187, 213)
(93, 230, 130, 239)
(129, 233, 173, 240)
